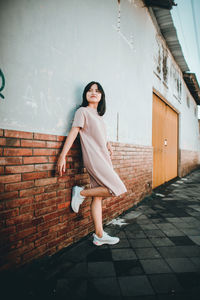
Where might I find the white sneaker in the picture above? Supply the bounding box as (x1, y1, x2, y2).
(93, 230, 120, 246)
(71, 186, 85, 213)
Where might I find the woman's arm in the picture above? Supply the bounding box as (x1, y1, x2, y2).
(57, 127, 80, 176)
(106, 141, 113, 159)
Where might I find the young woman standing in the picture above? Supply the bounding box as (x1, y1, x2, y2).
(57, 81, 127, 246)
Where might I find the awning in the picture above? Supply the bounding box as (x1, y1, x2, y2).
(143, 0, 177, 10)
(183, 73, 200, 105)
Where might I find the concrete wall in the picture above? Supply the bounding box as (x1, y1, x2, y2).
(0, 0, 154, 145)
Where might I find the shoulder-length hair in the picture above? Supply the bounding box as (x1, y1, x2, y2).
(80, 81, 106, 116)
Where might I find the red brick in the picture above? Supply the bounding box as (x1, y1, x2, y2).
(35, 177, 57, 186)
(5, 196, 34, 209)
(22, 171, 48, 181)
(34, 132, 57, 141)
(6, 213, 33, 226)
(57, 202, 70, 209)
(16, 220, 34, 231)
(0, 138, 6, 146)
(47, 170, 57, 178)
(56, 239, 73, 253)
(0, 174, 21, 183)
(0, 208, 19, 219)
(33, 149, 58, 156)
(34, 199, 57, 210)
(5, 138, 21, 147)
(44, 182, 65, 192)
(57, 175, 70, 182)
(4, 148, 32, 156)
(57, 189, 69, 197)
(9, 227, 36, 242)
(1, 226, 16, 236)
(23, 156, 48, 164)
(56, 135, 65, 142)
(35, 205, 57, 217)
(5, 165, 34, 174)
(0, 129, 3, 136)
(20, 204, 35, 214)
(7, 240, 23, 251)
(47, 234, 67, 248)
(57, 226, 69, 237)
(0, 183, 4, 193)
(4, 129, 33, 139)
(0, 166, 4, 174)
(24, 229, 49, 244)
(31, 216, 44, 226)
(0, 157, 22, 165)
(21, 139, 46, 147)
(0, 191, 19, 201)
(8, 242, 35, 259)
(48, 222, 66, 233)
(35, 232, 57, 247)
(48, 156, 58, 163)
(37, 218, 60, 232)
(5, 181, 34, 192)
(35, 191, 56, 202)
(56, 195, 67, 204)
(19, 187, 45, 197)
(35, 164, 55, 171)
(46, 141, 62, 148)
(42, 210, 62, 222)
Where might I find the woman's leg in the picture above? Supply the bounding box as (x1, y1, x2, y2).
(80, 186, 112, 197)
(91, 196, 103, 238)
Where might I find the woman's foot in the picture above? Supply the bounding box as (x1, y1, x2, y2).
(93, 230, 120, 246)
(71, 186, 85, 213)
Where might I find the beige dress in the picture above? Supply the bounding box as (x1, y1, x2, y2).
(72, 106, 127, 196)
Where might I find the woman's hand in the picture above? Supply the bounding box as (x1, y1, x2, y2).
(107, 141, 113, 159)
(56, 127, 80, 177)
(57, 154, 66, 176)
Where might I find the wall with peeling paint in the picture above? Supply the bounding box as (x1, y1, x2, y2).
(0, 0, 199, 152)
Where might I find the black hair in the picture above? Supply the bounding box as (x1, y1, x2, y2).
(80, 81, 106, 116)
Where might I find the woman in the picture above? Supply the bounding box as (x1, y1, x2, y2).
(57, 81, 127, 246)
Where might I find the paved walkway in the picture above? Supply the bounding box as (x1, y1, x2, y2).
(1, 168, 200, 299)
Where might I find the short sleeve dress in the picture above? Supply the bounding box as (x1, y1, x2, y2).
(72, 106, 127, 196)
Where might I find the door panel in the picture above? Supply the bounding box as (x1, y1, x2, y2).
(164, 105, 178, 182)
(152, 93, 178, 189)
(152, 94, 165, 188)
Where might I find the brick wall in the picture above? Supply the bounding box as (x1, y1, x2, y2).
(179, 149, 199, 177)
(0, 128, 153, 270)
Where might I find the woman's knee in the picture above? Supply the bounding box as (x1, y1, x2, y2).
(92, 196, 102, 202)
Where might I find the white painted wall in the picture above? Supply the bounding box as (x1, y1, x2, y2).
(0, 0, 199, 153)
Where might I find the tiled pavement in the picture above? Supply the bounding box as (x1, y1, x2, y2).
(1, 169, 200, 299)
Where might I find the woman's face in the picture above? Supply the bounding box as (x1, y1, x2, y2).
(86, 83, 102, 104)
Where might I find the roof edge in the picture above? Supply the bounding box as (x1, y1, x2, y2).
(183, 73, 200, 105)
(144, 1, 200, 105)
(143, 0, 177, 10)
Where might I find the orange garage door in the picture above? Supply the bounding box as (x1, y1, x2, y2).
(152, 93, 178, 189)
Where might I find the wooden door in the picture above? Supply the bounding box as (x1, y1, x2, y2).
(152, 93, 178, 189)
